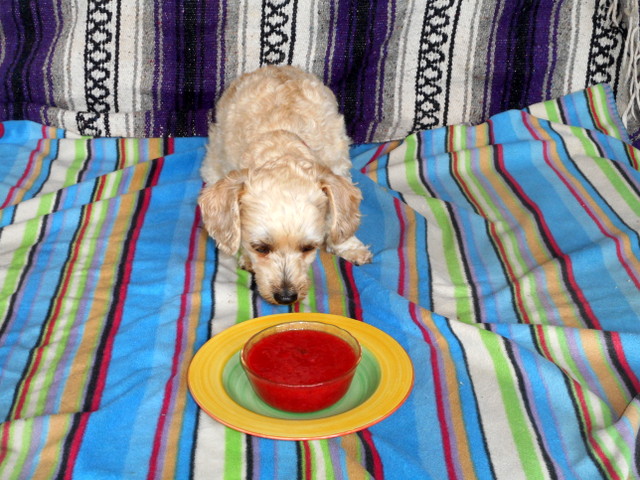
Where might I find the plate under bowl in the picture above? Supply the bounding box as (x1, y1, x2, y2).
(188, 313, 414, 440)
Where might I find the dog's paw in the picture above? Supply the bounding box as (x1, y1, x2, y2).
(342, 246, 373, 265)
(327, 236, 373, 265)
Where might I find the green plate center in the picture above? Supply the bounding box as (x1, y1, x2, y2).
(223, 348, 381, 420)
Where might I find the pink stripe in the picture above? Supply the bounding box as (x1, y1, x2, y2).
(0, 415, 11, 466)
(524, 112, 640, 289)
(65, 161, 164, 479)
(343, 262, 363, 320)
(610, 332, 640, 394)
(573, 373, 620, 479)
(360, 429, 385, 478)
(523, 114, 640, 289)
(147, 208, 201, 479)
(448, 142, 533, 324)
(490, 144, 535, 323)
(302, 441, 313, 479)
(586, 88, 608, 136)
(12, 173, 108, 419)
(521, 114, 625, 477)
(626, 144, 639, 170)
(393, 198, 407, 296)
(539, 323, 636, 478)
(505, 117, 604, 328)
(409, 302, 459, 479)
(0, 139, 41, 209)
(359, 143, 390, 173)
(2, 167, 109, 470)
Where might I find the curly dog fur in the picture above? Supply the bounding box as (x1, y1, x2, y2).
(198, 65, 371, 305)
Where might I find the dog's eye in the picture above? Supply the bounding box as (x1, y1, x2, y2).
(300, 244, 316, 253)
(252, 243, 272, 255)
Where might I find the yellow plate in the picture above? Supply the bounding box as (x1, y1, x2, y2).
(188, 313, 414, 440)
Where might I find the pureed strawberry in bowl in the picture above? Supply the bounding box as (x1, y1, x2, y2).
(240, 321, 362, 413)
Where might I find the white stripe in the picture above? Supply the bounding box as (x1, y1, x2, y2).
(117, 1, 145, 113)
(449, 322, 529, 479)
(61, 0, 87, 112)
(238, 1, 262, 74)
(291, 0, 318, 71)
(567, 1, 593, 93)
(389, 1, 425, 139)
(193, 412, 235, 477)
(450, 0, 484, 125)
(0, 419, 26, 478)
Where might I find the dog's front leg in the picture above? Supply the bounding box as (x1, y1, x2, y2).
(326, 236, 372, 265)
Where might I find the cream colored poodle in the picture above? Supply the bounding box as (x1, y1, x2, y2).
(198, 65, 372, 305)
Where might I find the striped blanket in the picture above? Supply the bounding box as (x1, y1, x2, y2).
(1, 84, 639, 479)
(1, 1, 640, 146)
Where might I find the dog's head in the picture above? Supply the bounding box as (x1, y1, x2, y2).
(198, 163, 362, 305)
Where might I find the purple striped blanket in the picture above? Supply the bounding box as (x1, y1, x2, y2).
(0, 84, 639, 479)
(1, 1, 640, 146)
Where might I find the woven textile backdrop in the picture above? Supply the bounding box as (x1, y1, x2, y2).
(1, 0, 639, 144)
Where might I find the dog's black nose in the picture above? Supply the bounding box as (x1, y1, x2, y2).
(273, 289, 298, 305)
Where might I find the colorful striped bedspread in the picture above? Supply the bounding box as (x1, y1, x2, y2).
(1, 84, 639, 479)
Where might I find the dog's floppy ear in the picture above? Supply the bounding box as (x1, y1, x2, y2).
(319, 169, 363, 245)
(198, 169, 247, 254)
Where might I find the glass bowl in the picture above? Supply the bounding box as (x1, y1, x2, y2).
(240, 321, 362, 413)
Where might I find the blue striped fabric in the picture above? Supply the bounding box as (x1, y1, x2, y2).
(0, 84, 639, 479)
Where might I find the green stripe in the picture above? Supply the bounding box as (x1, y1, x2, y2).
(451, 124, 467, 151)
(33, 200, 110, 416)
(34, 166, 143, 417)
(66, 140, 90, 188)
(403, 134, 475, 322)
(593, 157, 640, 213)
(318, 441, 336, 480)
(403, 134, 420, 189)
(597, 402, 640, 478)
(0, 219, 42, 321)
(430, 200, 475, 322)
(478, 143, 555, 324)
(0, 420, 32, 479)
(236, 269, 252, 323)
(337, 259, 349, 315)
(36, 192, 56, 217)
(539, 323, 630, 478)
(570, 125, 600, 159)
(305, 268, 318, 312)
(480, 330, 547, 479)
(450, 137, 552, 324)
(590, 85, 624, 140)
(122, 138, 141, 168)
(16, 169, 128, 420)
(543, 101, 563, 124)
(223, 427, 244, 480)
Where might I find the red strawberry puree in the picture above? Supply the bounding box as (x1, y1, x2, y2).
(244, 329, 359, 412)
